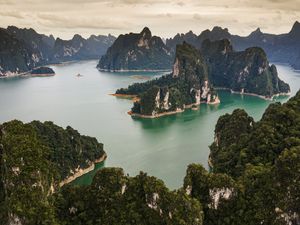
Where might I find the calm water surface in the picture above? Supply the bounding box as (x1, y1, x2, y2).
(0, 60, 299, 189)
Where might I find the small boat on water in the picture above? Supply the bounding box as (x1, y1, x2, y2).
(76, 73, 83, 77)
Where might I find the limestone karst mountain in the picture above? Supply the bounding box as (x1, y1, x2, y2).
(97, 27, 172, 71)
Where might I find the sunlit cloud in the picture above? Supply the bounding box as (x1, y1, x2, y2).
(0, 0, 298, 39)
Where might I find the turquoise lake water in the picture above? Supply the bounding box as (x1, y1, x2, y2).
(0, 60, 299, 189)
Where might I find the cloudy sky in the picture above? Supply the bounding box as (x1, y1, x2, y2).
(0, 0, 299, 39)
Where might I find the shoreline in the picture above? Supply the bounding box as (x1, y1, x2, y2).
(113, 87, 290, 119)
(230, 90, 291, 100)
(0, 71, 29, 79)
(49, 59, 99, 66)
(0, 70, 56, 79)
(129, 108, 185, 118)
(129, 98, 220, 119)
(214, 87, 291, 100)
(59, 153, 107, 187)
(110, 93, 140, 102)
(98, 67, 171, 73)
(31, 73, 55, 77)
(0, 59, 99, 79)
(110, 93, 137, 98)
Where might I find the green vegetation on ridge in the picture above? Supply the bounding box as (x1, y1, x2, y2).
(0, 120, 105, 225)
(97, 27, 172, 71)
(118, 42, 217, 116)
(116, 39, 290, 117)
(1, 90, 300, 225)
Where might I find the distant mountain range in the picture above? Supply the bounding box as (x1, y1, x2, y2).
(166, 21, 300, 70)
(1, 22, 299, 77)
(52, 33, 115, 62)
(0, 26, 116, 77)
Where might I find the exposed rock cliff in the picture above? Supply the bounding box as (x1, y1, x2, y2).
(116, 38, 289, 118)
(86, 34, 116, 57)
(52, 34, 116, 62)
(0, 26, 116, 77)
(0, 29, 40, 77)
(7, 26, 54, 63)
(117, 42, 219, 117)
(202, 91, 300, 225)
(0, 120, 106, 225)
(166, 21, 300, 71)
(201, 39, 290, 98)
(97, 27, 172, 71)
(166, 31, 199, 55)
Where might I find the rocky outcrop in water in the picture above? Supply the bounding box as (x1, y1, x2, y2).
(201, 39, 290, 98)
(31, 67, 55, 76)
(97, 27, 172, 71)
(116, 38, 289, 118)
(117, 42, 219, 117)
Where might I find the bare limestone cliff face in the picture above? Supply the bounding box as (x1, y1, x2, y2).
(0, 29, 42, 77)
(124, 42, 219, 117)
(116, 38, 289, 118)
(97, 27, 172, 71)
(166, 21, 300, 71)
(201, 39, 290, 98)
(0, 26, 115, 77)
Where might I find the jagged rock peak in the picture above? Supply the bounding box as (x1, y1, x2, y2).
(140, 27, 152, 38)
(172, 41, 194, 77)
(289, 21, 300, 35)
(252, 28, 262, 35)
(211, 26, 229, 33)
(201, 38, 233, 56)
(175, 41, 201, 59)
(292, 21, 300, 28)
(72, 34, 84, 41)
(7, 25, 35, 33)
(186, 30, 195, 35)
(248, 28, 263, 39)
(89, 34, 97, 39)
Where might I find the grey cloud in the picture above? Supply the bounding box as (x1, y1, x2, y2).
(112, 0, 171, 4)
(193, 14, 204, 21)
(177, 2, 185, 6)
(0, 11, 24, 19)
(0, 0, 298, 39)
(37, 13, 131, 30)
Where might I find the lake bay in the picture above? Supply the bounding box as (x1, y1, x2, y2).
(0, 60, 299, 189)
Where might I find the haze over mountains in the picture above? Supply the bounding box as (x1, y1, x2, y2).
(0, 21, 299, 77)
(166, 21, 300, 70)
(0, 26, 116, 76)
